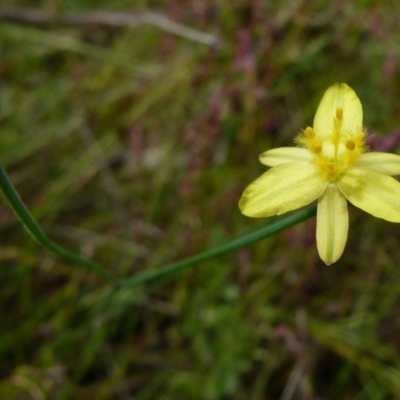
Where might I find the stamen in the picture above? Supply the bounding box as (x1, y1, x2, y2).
(336, 107, 343, 120)
(295, 112, 367, 183)
(305, 127, 315, 138)
(345, 139, 355, 151)
(312, 143, 322, 153)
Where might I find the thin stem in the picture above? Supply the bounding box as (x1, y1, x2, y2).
(0, 163, 111, 279)
(120, 207, 316, 289)
(0, 160, 316, 286)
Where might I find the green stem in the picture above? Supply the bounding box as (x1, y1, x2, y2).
(120, 207, 316, 289)
(0, 160, 316, 285)
(0, 163, 110, 279)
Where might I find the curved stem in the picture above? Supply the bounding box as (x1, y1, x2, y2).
(0, 163, 110, 279)
(120, 206, 316, 289)
(0, 160, 317, 286)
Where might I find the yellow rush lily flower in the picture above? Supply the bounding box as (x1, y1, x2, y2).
(239, 83, 400, 264)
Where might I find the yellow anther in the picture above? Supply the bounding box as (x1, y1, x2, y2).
(327, 162, 335, 171)
(336, 107, 343, 120)
(311, 143, 322, 154)
(345, 140, 355, 151)
(305, 127, 315, 138)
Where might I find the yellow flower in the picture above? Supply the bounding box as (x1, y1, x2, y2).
(239, 83, 400, 264)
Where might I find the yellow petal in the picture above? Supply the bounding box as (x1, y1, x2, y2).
(259, 147, 312, 166)
(337, 167, 400, 222)
(353, 152, 400, 176)
(316, 184, 349, 265)
(313, 83, 363, 138)
(239, 162, 327, 217)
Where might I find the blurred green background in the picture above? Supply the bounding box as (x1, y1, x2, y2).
(2, 1, 400, 399)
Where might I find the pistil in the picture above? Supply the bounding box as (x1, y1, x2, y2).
(295, 105, 366, 182)
(332, 107, 343, 162)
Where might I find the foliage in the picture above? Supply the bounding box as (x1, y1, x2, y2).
(1, 0, 400, 399)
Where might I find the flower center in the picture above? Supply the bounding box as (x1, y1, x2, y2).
(296, 107, 366, 182)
